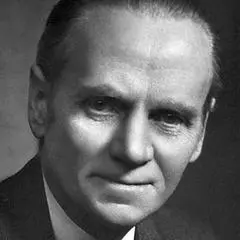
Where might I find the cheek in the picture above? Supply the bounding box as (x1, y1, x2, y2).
(43, 115, 115, 199)
(153, 136, 199, 189)
(68, 115, 115, 157)
(44, 111, 116, 178)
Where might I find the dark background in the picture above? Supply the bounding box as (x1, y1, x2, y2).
(0, 0, 239, 239)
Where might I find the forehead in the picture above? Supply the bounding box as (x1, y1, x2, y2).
(58, 7, 212, 107)
(66, 6, 212, 71)
(61, 6, 212, 80)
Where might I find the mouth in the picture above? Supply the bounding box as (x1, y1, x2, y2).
(88, 174, 157, 204)
(91, 174, 153, 187)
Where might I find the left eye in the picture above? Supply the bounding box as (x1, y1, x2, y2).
(161, 112, 183, 125)
(149, 110, 185, 126)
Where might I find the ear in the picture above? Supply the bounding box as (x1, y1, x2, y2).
(189, 98, 216, 163)
(28, 64, 51, 139)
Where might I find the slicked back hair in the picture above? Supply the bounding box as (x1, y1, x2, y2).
(36, 0, 221, 114)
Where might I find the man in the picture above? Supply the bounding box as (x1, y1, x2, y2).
(0, 0, 220, 239)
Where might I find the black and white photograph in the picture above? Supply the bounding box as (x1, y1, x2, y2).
(0, 0, 238, 239)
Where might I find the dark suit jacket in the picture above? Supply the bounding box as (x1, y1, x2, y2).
(0, 156, 216, 240)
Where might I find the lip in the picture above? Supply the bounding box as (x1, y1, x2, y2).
(90, 175, 154, 204)
(91, 174, 153, 186)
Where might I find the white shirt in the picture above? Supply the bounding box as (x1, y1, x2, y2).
(43, 177, 135, 240)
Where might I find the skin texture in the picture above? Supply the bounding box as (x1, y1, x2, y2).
(28, 7, 213, 239)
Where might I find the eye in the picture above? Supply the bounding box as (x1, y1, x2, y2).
(149, 109, 188, 134)
(161, 112, 184, 125)
(82, 96, 125, 121)
(150, 110, 183, 124)
(84, 96, 117, 113)
(89, 97, 114, 112)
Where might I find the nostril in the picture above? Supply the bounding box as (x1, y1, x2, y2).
(127, 144, 146, 161)
(109, 138, 151, 168)
(127, 144, 153, 164)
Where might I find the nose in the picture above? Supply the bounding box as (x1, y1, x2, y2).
(109, 107, 153, 167)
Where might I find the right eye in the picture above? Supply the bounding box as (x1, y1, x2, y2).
(82, 96, 122, 121)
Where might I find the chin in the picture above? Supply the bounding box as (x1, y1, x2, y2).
(90, 200, 159, 228)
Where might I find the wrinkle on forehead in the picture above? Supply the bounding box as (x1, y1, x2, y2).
(67, 7, 212, 73)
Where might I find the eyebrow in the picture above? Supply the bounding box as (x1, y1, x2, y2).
(152, 98, 199, 119)
(78, 84, 133, 103)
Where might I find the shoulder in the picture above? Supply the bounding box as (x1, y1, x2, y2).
(151, 206, 217, 240)
(0, 157, 41, 210)
(0, 161, 33, 240)
(0, 157, 50, 240)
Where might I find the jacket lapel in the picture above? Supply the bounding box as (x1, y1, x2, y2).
(5, 156, 55, 240)
(135, 217, 163, 240)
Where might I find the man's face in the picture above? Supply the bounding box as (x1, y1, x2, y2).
(41, 8, 212, 228)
